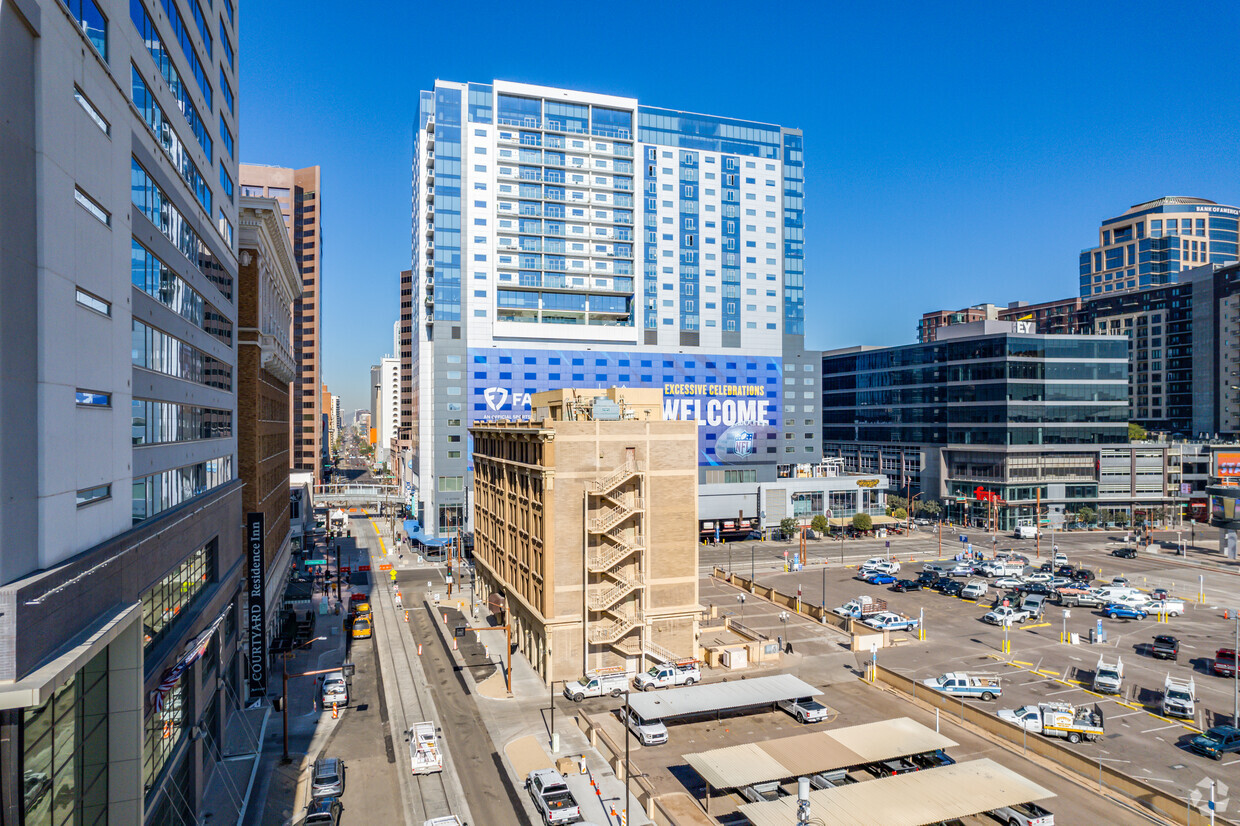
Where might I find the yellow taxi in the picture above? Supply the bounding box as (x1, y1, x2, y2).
(350, 617, 372, 639)
(350, 601, 372, 620)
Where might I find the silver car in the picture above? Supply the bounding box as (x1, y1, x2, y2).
(321, 672, 348, 708)
(311, 757, 344, 798)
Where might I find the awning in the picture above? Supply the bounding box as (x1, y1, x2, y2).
(403, 519, 453, 547)
(870, 514, 901, 526)
(737, 758, 1054, 826)
(627, 674, 819, 722)
(684, 717, 954, 791)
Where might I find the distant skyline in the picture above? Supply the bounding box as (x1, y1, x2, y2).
(238, 0, 1240, 412)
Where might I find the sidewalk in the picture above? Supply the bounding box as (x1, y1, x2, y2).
(427, 598, 653, 826)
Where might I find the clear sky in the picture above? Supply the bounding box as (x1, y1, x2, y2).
(239, 0, 1240, 413)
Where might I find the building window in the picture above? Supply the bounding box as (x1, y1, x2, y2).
(74, 86, 110, 134)
(141, 541, 213, 652)
(22, 649, 109, 826)
(76, 389, 111, 407)
(76, 288, 111, 316)
(131, 456, 233, 523)
(59, 0, 108, 58)
(144, 673, 186, 794)
(75, 187, 110, 226)
(76, 484, 111, 507)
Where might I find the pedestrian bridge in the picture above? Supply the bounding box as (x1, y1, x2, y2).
(314, 483, 404, 508)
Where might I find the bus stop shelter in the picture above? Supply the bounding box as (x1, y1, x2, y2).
(736, 758, 1054, 826)
(684, 717, 956, 813)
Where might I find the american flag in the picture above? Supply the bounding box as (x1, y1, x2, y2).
(149, 608, 228, 713)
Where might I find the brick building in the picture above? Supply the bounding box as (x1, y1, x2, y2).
(237, 197, 300, 607)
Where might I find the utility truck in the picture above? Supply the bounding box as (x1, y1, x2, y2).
(633, 658, 700, 691)
(921, 672, 1002, 701)
(409, 722, 444, 775)
(999, 702, 1104, 744)
(563, 666, 627, 701)
(525, 768, 582, 825)
(1163, 674, 1196, 719)
(832, 596, 887, 619)
(1092, 655, 1123, 695)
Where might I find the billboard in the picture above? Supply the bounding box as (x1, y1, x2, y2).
(1216, 452, 1240, 478)
(467, 347, 782, 466)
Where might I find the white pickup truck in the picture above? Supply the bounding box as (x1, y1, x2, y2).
(922, 672, 1002, 701)
(1163, 674, 1196, 719)
(990, 801, 1054, 825)
(777, 695, 830, 723)
(633, 658, 700, 691)
(409, 722, 443, 775)
(999, 702, 1104, 744)
(563, 667, 628, 701)
(525, 768, 582, 825)
(832, 595, 887, 619)
(1092, 655, 1123, 694)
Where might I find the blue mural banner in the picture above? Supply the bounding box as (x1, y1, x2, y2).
(467, 347, 782, 467)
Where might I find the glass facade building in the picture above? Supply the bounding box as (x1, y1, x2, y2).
(409, 80, 814, 536)
(1079, 196, 1239, 298)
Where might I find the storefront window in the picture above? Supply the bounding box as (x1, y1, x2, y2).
(21, 648, 108, 826)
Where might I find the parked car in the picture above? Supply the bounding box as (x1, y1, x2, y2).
(863, 572, 898, 585)
(1102, 603, 1148, 620)
(916, 571, 942, 587)
(1110, 576, 1131, 587)
(909, 749, 956, 770)
(777, 696, 831, 724)
(1019, 583, 1053, 597)
(321, 672, 349, 708)
(1190, 725, 1240, 760)
(993, 577, 1025, 589)
(1151, 588, 1170, 600)
(1151, 635, 1179, 661)
(947, 563, 976, 578)
(984, 606, 1030, 626)
(960, 580, 988, 600)
(864, 757, 919, 777)
(311, 758, 345, 799)
(1072, 569, 1095, 583)
(1111, 546, 1137, 559)
(1024, 572, 1053, 584)
(1144, 598, 1185, 617)
(860, 560, 900, 576)
(305, 797, 343, 826)
(1213, 648, 1238, 678)
(1053, 552, 1068, 566)
(525, 768, 583, 824)
(936, 580, 964, 597)
(890, 579, 922, 592)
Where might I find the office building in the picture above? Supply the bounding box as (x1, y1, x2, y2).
(410, 79, 816, 537)
(375, 357, 400, 468)
(918, 298, 1088, 343)
(397, 268, 416, 509)
(239, 164, 324, 480)
(1, 0, 245, 822)
(470, 388, 698, 681)
(1079, 196, 1239, 298)
(237, 196, 301, 657)
(822, 321, 1184, 528)
(330, 392, 342, 449)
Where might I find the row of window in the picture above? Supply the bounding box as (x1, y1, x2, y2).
(132, 238, 232, 344)
(132, 320, 233, 390)
(132, 455, 233, 524)
(132, 399, 232, 445)
(131, 65, 213, 213)
(131, 158, 232, 298)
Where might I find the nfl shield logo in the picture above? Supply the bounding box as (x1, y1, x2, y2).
(733, 429, 755, 457)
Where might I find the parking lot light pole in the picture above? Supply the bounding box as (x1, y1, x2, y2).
(1233, 611, 1239, 725)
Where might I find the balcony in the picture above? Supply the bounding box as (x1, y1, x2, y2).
(426, 187, 434, 204)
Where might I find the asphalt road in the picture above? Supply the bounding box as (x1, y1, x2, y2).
(352, 513, 530, 826)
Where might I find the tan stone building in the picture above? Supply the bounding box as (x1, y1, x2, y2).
(471, 388, 699, 684)
(237, 196, 300, 581)
(239, 164, 324, 480)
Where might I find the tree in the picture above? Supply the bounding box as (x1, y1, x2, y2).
(852, 513, 873, 532)
(886, 495, 908, 513)
(892, 507, 908, 520)
(810, 514, 829, 534)
(1129, 422, 1148, 441)
(1075, 506, 1097, 526)
(916, 500, 943, 519)
(779, 517, 798, 538)
(1114, 510, 1130, 528)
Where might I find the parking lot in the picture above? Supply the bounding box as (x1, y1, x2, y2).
(723, 533, 1240, 809)
(572, 673, 1160, 824)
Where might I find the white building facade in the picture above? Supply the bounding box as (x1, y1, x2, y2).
(409, 80, 817, 537)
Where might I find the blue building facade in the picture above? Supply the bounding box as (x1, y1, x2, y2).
(409, 80, 813, 536)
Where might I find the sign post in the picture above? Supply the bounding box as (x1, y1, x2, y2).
(246, 512, 267, 696)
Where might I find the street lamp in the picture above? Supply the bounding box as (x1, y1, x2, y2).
(778, 611, 789, 652)
(281, 636, 327, 762)
(908, 492, 923, 534)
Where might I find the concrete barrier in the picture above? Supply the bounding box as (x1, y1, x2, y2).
(711, 567, 851, 631)
(873, 665, 1228, 826)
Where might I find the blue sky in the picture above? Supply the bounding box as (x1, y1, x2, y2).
(239, 0, 1240, 413)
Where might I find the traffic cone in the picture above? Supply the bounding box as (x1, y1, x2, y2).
(332, 702, 338, 720)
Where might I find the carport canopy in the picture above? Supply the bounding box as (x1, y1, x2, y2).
(737, 758, 1054, 826)
(625, 674, 819, 723)
(684, 717, 956, 791)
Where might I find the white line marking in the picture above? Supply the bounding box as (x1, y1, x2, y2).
(1141, 723, 1182, 733)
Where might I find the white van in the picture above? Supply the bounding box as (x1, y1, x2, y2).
(1014, 525, 1038, 539)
